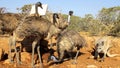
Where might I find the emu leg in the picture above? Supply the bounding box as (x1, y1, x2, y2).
(72, 50, 79, 64)
(32, 41, 36, 68)
(58, 49, 64, 62)
(9, 36, 14, 63)
(12, 36, 21, 64)
(72, 46, 81, 64)
(31, 38, 40, 68)
(37, 46, 43, 68)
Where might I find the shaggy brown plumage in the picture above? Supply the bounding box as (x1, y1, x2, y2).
(55, 29, 86, 63)
(9, 16, 61, 67)
(0, 13, 22, 34)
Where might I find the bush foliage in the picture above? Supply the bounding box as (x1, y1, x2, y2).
(64, 6, 120, 36)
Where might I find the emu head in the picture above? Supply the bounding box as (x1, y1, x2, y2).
(69, 11, 73, 16)
(53, 13, 69, 30)
(53, 13, 59, 24)
(95, 41, 104, 53)
(36, 2, 43, 9)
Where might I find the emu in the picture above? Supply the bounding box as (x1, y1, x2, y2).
(48, 30, 86, 64)
(9, 16, 61, 68)
(0, 12, 60, 67)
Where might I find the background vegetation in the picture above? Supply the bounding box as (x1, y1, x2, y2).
(63, 6, 120, 36)
(0, 5, 120, 36)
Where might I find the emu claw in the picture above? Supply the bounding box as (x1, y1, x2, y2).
(72, 61, 77, 64)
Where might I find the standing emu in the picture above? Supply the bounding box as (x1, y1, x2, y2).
(9, 16, 61, 67)
(48, 30, 86, 64)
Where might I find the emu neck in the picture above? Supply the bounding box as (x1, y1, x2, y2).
(67, 15, 71, 24)
(53, 16, 57, 24)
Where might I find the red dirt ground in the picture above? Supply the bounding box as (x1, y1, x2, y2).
(0, 33, 120, 68)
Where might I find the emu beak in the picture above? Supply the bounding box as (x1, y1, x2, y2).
(40, 6, 43, 9)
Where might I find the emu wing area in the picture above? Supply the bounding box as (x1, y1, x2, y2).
(15, 16, 51, 38)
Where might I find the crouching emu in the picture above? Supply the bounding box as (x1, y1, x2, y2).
(93, 36, 119, 62)
(48, 30, 86, 64)
(9, 16, 61, 68)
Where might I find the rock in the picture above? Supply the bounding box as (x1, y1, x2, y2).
(0, 48, 4, 61)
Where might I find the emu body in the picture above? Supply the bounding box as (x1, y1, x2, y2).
(9, 16, 61, 67)
(48, 30, 86, 63)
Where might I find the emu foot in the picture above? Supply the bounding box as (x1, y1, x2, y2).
(71, 61, 77, 64)
(10, 60, 14, 64)
(17, 61, 22, 65)
(71, 60, 77, 64)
